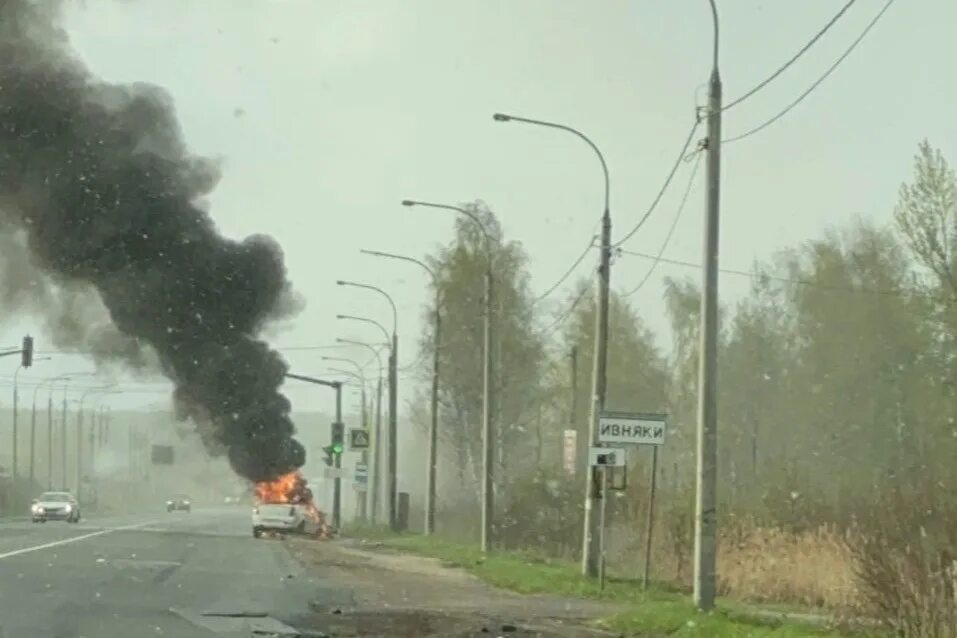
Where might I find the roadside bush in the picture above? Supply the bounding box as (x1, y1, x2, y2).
(847, 488, 957, 636)
(497, 468, 582, 559)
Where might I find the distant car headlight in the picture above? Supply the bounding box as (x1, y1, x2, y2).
(64, 504, 72, 513)
(31, 504, 42, 513)
(183, 500, 190, 506)
(166, 500, 173, 505)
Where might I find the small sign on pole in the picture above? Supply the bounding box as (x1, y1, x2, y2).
(354, 462, 368, 489)
(562, 430, 577, 475)
(588, 446, 626, 467)
(598, 411, 667, 446)
(349, 428, 370, 450)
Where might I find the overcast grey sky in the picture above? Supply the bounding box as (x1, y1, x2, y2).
(1, 0, 953, 418)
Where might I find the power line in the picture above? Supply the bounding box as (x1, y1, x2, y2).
(621, 153, 702, 297)
(724, 0, 895, 144)
(539, 282, 593, 339)
(722, 0, 858, 112)
(618, 247, 937, 300)
(613, 116, 702, 248)
(532, 229, 598, 305)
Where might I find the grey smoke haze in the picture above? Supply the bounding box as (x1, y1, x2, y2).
(0, 0, 306, 483)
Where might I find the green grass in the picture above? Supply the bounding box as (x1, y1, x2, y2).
(342, 524, 884, 638)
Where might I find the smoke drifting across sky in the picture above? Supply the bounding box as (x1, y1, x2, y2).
(0, 0, 306, 482)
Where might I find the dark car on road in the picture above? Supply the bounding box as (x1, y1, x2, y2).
(166, 494, 191, 513)
(31, 491, 80, 523)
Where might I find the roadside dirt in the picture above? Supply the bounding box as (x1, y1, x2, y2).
(288, 538, 627, 637)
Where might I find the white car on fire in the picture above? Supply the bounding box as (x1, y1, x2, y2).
(252, 502, 320, 538)
(31, 491, 81, 523)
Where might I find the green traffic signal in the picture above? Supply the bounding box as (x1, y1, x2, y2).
(331, 442, 343, 455)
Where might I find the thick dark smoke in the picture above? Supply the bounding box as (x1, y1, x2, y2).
(0, 0, 306, 482)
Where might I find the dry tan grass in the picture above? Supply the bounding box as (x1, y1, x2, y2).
(717, 523, 861, 610)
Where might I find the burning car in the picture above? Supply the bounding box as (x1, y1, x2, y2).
(252, 502, 321, 538)
(252, 471, 332, 540)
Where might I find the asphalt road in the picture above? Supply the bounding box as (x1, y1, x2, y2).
(0, 505, 351, 637)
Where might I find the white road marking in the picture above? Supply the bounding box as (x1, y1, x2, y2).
(0, 521, 157, 561)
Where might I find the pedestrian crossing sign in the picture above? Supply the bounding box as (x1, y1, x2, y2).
(350, 428, 370, 449)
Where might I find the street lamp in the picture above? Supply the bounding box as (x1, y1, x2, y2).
(336, 337, 386, 524)
(361, 248, 443, 536)
(336, 314, 391, 345)
(401, 199, 494, 551)
(56, 373, 97, 490)
(31, 372, 69, 490)
(76, 384, 117, 497)
(336, 280, 400, 530)
(493, 111, 611, 577)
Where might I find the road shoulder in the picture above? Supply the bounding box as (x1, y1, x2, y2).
(288, 537, 624, 637)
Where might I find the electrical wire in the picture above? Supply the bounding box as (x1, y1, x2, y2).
(538, 281, 593, 339)
(613, 116, 702, 248)
(722, 0, 858, 112)
(724, 0, 895, 144)
(622, 153, 702, 298)
(617, 247, 939, 300)
(532, 228, 598, 305)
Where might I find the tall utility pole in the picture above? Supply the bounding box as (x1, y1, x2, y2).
(47, 392, 53, 490)
(490, 113, 609, 576)
(336, 337, 384, 525)
(337, 280, 400, 531)
(400, 200, 492, 549)
(359, 249, 442, 536)
(584, 196, 612, 578)
(694, 0, 722, 612)
(61, 387, 68, 490)
(570, 346, 579, 466)
(373, 372, 382, 522)
(388, 335, 398, 529)
(333, 380, 342, 530)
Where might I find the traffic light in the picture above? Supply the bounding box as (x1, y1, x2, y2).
(21, 335, 33, 368)
(330, 422, 344, 455)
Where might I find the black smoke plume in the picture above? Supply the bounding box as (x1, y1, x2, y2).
(0, 0, 305, 482)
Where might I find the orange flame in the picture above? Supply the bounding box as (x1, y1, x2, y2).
(253, 471, 332, 539)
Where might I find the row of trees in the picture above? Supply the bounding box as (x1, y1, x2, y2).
(404, 141, 957, 573)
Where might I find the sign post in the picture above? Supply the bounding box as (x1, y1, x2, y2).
(595, 411, 667, 589)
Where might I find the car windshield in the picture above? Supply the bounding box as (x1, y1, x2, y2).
(38, 493, 71, 502)
(258, 504, 295, 515)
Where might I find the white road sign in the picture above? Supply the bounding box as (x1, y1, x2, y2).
(598, 412, 667, 446)
(589, 446, 626, 467)
(562, 430, 577, 475)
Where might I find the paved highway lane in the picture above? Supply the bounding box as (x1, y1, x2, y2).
(0, 506, 352, 637)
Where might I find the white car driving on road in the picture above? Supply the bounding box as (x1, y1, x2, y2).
(252, 503, 319, 538)
(31, 491, 81, 523)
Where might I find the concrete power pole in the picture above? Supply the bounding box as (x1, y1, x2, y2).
(371, 374, 382, 524)
(426, 299, 440, 535)
(388, 336, 398, 530)
(570, 346, 579, 466)
(47, 395, 53, 490)
(333, 382, 342, 530)
(481, 265, 493, 551)
(694, 0, 722, 611)
(583, 204, 612, 578)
